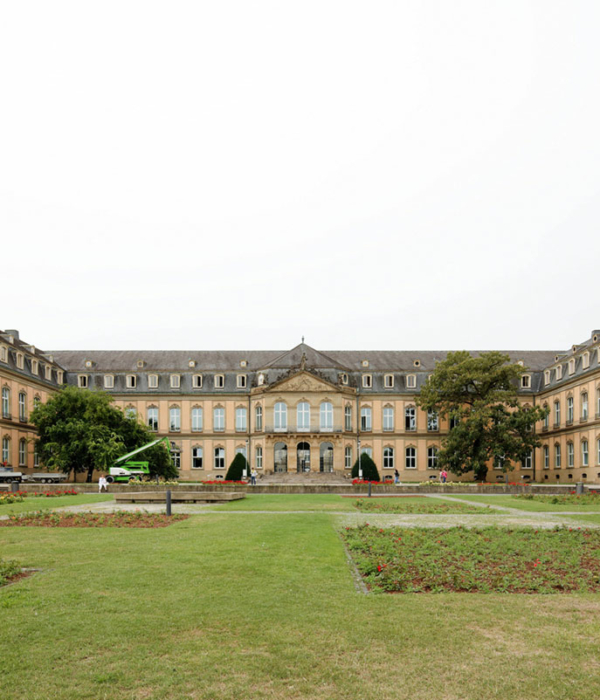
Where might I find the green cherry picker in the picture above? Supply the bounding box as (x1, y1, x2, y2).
(106, 436, 171, 483)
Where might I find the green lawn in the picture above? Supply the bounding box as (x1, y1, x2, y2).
(210, 493, 356, 511)
(564, 514, 600, 526)
(1, 512, 600, 699)
(0, 493, 113, 516)
(448, 495, 600, 513)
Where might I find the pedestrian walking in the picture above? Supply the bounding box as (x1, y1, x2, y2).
(394, 469, 400, 484)
(440, 469, 447, 484)
(251, 468, 257, 486)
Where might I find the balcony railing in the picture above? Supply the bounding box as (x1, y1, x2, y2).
(264, 425, 343, 434)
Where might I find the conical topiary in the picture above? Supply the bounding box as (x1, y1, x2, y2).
(225, 452, 249, 481)
(351, 453, 380, 481)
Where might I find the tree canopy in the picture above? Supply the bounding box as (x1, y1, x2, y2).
(30, 386, 177, 482)
(416, 351, 548, 481)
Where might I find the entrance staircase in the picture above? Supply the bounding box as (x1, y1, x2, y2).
(259, 471, 349, 486)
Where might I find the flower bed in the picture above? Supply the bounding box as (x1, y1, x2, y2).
(352, 498, 490, 514)
(0, 511, 189, 528)
(200, 480, 248, 485)
(514, 493, 600, 506)
(0, 559, 21, 586)
(342, 524, 600, 593)
(352, 480, 381, 485)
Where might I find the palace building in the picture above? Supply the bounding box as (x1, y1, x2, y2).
(2, 327, 600, 483)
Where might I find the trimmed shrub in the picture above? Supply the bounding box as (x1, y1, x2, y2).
(225, 453, 249, 481)
(351, 453, 380, 481)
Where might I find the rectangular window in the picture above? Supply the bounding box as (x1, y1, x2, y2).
(582, 441, 589, 467)
(170, 374, 180, 388)
(581, 393, 588, 420)
(583, 352, 590, 369)
(544, 370, 550, 385)
(78, 375, 88, 388)
(214, 407, 225, 432)
(345, 446, 352, 469)
(192, 446, 203, 469)
(344, 405, 352, 431)
(18, 393, 26, 420)
(148, 374, 158, 388)
(556, 365, 562, 380)
(171, 446, 181, 469)
(362, 375, 372, 388)
(19, 440, 26, 466)
(16, 353, 24, 369)
(214, 375, 225, 389)
(214, 447, 225, 469)
(126, 375, 136, 388)
(1, 437, 9, 464)
(567, 397, 574, 424)
(169, 407, 181, 432)
(31, 360, 38, 375)
(405, 447, 416, 469)
(56, 370, 63, 384)
(521, 375, 531, 388)
(427, 411, 439, 431)
(568, 442, 574, 468)
(147, 407, 159, 431)
(360, 407, 372, 431)
(0, 346, 6, 362)
(192, 374, 202, 388)
(405, 406, 416, 431)
(555, 444, 561, 468)
(543, 411, 549, 430)
(255, 405, 263, 431)
(554, 401, 560, 427)
(1, 388, 10, 418)
(320, 402, 333, 431)
(237, 375, 247, 388)
(191, 407, 203, 432)
(255, 446, 263, 469)
(406, 375, 416, 388)
(522, 452, 532, 469)
(104, 375, 114, 389)
(568, 359, 575, 375)
(236, 407, 247, 432)
(383, 407, 394, 431)
(384, 374, 394, 388)
(543, 445, 549, 469)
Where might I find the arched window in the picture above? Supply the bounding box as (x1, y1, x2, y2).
(427, 446, 438, 469)
(320, 442, 334, 472)
(320, 402, 333, 431)
(1, 387, 10, 418)
(383, 406, 394, 432)
(405, 446, 416, 469)
(297, 442, 310, 472)
(214, 447, 225, 469)
(582, 440, 589, 467)
(383, 447, 394, 469)
(297, 402, 310, 431)
(255, 405, 263, 431)
(274, 402, 287, 431)
(405, 406, 416, 431)
(274, 442, 287, 472)
(191, 407, 203, 432)
(19, 438, 26, 466)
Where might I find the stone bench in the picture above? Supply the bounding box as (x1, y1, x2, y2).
(114, 491, 246, 504)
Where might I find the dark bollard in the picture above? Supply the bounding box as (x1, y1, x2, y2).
(576, 482, 584, 496)
(11, 481, 19, 493)
(166, 489, 172, 516)
(368, 482, 372, 498)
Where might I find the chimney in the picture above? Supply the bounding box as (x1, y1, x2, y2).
(5, 329, 19, 340)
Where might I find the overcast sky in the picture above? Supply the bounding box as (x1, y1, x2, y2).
(1, 1, 599, 353)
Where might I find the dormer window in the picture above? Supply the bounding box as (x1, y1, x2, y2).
(568, 359, 575, 375)
(362, 374, 372, 388)
(544, 370, 550, 385)
(258, 373, 265, 386)
(521, 375, 531, 389)
(16, 353, 24, 369)
(31, 360, 38, 375)
(406, 375, 416, 388)
(214, 375, 225, 389)
(78, 375, 88, 388)
(148, 374, 158, 389)
(361, 360, 369, 368)
(0, 346, 6, 362)
(237, 375, 247, 388)
(188, 360, 196, 368)
(126, 375, 137, 388)
(340, 373, 348, 385)
(192, 374, 203, 389)
(56, 370, 63, 384)
(104, 375, 114, 389)
(384, 374, 394, 388)
(582, 352, 590, 369)
(413, 360, 420, 367)
(240, 360, 247, 368)
(137, 360, 145, 369)
(45, 365, 52, 380)
(85, 360, 93, 368)
(170, 374, 181, 388)
(556, 365, 563, 380)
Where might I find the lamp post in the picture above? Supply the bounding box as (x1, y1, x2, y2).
(245, 438, 249, 481)
(357, 438, 362, 479)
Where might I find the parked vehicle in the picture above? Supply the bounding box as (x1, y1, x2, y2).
(21, 472, 69, 484)
(0, 467, 23, 483)
(107, 436, 171, 483)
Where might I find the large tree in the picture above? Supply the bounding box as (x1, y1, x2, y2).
(30, 386, 176, 482)
(416, 351, 548, 481)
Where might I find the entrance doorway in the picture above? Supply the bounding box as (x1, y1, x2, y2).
(320, 442, 334, 472)
(274, 442, 288, 472)
(297, 442, 311, 472)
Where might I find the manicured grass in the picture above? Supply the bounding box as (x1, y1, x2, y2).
(449, 494, 600, 513)
(343, 524, 600, 593)
(2, 514, 600, 699)
(564, 514, 600, 526)
(210, 493, 356, 511)
(0, 493, 114, 516)
(353, 497, 491, 514)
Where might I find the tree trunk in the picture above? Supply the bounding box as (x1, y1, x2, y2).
(86, 465, 94, 483)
